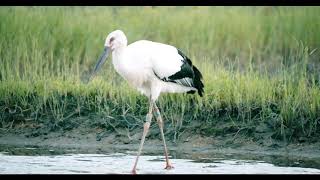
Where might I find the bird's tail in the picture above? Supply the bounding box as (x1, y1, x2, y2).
(192, 66, 204, 97)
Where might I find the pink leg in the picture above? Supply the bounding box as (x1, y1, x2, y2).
(131, 101, 153, 174)
(153, 103, 174, 170)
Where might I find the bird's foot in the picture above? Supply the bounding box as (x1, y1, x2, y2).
(165, 164, 174, 170)
(131, 169, 137, 174)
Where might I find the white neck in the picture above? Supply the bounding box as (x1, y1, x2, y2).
(113, 45, 126, 56)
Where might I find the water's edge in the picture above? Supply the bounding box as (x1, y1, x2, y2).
(1, 130, 320, 174)
(1, 145, 320, 174)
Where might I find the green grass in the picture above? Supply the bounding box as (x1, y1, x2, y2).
(0, 6, 320, 142)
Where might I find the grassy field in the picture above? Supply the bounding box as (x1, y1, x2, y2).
(0, 6, 319, 143)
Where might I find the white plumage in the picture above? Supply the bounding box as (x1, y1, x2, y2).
(90, 30, 204, 174)
(112, 39, 197, 101)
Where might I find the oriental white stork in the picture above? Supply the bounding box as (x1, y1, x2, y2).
(90, 30, 204, 174)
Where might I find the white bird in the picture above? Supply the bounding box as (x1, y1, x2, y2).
(90, 30, 204, 174)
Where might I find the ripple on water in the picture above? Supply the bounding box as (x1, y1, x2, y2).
(0, 153, 320, 174)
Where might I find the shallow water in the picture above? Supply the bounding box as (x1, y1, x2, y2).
(0, 146, 320, 174)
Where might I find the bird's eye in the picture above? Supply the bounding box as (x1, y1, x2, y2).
(110, 37, 115, 43)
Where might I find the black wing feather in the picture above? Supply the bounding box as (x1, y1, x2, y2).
(154, 49, 204, 97)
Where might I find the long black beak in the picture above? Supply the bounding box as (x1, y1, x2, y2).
(89, 47, 109, 81)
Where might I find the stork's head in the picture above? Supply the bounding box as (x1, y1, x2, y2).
(89, 30, 127, 81)
(104, 30, 128, 51)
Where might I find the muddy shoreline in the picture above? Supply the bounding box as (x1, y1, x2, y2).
(1, 127, 320, 161)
